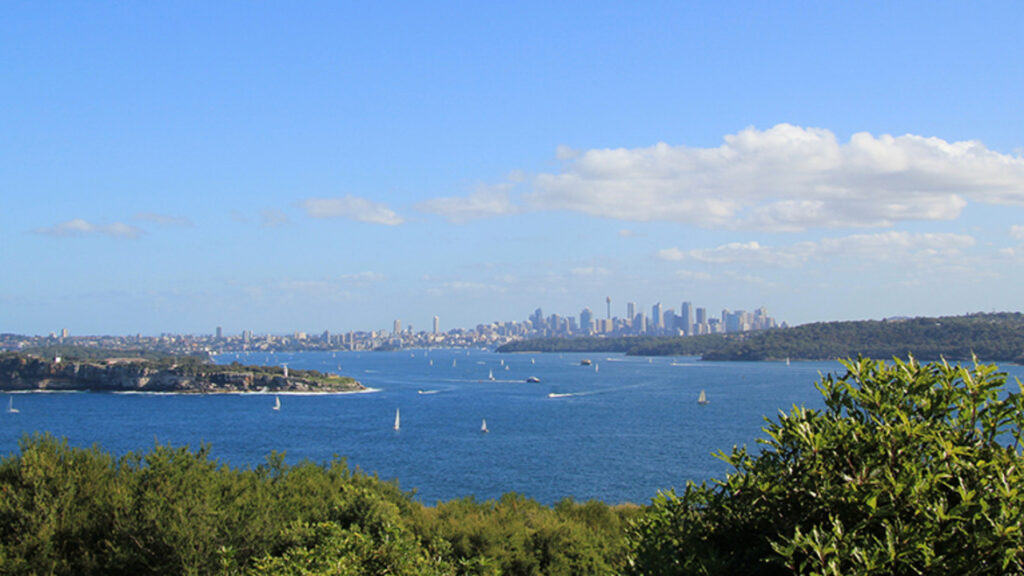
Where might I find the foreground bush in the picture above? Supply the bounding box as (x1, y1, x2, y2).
(628, 357, 1024, 575)
(0, 435, 630, 575)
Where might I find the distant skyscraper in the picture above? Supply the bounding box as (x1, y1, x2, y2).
(579, 307, 594, 334)
(627, 302, 636, 322)
(216, 326, 223, 339)
(680, 302, 694, 336)
(652, 303, 663, 331)
(606, 296, 611, 319)
(635, 312, 647, 333)
(61, 328, 68, 339)
(433, 316, 440, 334)
(531, 308, 545, 331)
(393, 319, 401, 335)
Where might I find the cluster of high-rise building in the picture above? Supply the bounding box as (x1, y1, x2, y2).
(2, 301, 783, 356)
(528, 300, 782, 338)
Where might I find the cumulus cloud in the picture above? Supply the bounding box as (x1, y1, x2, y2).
(300, 196, 403, 225)
(35, 218, 142, 239)
(134, 212, 192, 227)
(1011, 225, 1024, 240)
(656, 247, 687, 261)
(526, 124, 1024, 231)
(662, 231, 976, 268)
(417, 187, 520, 223)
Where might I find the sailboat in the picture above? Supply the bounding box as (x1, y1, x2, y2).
(7, 396, 19, 414)
(393, 408, 400, 431)
(273, 395, 281, 411)
(481, 419, 489, 433)
(698, 390, 709, 405)
(488, 369, 495, 381)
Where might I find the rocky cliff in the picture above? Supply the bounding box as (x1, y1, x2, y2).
(0, 354, 364, 393)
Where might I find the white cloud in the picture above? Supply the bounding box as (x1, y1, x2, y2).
(338, 271, 386, 283)
(300, 196, 403, 225)
(525, 124, 1024, 231)
(134, 212, 193, 227)
(1011, 225, 1024, 240)
(570, 266, 610, 277)
(661, 231, 976, 268)
(685, 241, 807, 267)
(35, 218, 142, 239)
(656, 247, 686, 261)
(417, 187, 519, 223)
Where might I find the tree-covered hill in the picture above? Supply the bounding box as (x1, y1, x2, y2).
(498, 313, 1024, 362)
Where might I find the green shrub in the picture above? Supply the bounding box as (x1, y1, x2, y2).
(628, 357, 1024, 575)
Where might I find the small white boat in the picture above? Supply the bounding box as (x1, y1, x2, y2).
(698, 390, 709, 405)
(394, 408, 401, 431)
(7, 396, 19, 414)
(272, 396, 281, 411)
(481, 419, 489, 433)
(488, 369, 495, 381)
(526, 376, 541, 383)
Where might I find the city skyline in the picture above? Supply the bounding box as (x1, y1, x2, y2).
(4, 3, 1024, 336)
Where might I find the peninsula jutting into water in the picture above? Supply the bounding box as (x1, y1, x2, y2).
(0, 353, 364, 393)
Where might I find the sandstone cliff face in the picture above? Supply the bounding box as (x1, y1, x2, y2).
(0, 355, 363, 393)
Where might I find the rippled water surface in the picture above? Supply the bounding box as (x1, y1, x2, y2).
(4, 350, 1018, 504)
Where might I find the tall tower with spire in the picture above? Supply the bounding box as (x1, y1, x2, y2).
(606, 296, 611, 319)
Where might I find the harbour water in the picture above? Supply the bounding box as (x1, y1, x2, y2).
(3, 350, 1019, 505)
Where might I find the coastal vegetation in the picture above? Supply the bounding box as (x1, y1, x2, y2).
(497, 312, 1024, 362)
(2, 357, 1022, 574)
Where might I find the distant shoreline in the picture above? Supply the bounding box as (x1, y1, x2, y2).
(0, 353, 366, 394)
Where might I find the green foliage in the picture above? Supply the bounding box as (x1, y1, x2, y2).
(0, 437, 631, 575)
(413, 494, 637, 576)
(696, 312, 1024, 361)
(628, 357, 1024, 575)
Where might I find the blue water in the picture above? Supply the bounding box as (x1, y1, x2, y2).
(3, 351, 1020, 505)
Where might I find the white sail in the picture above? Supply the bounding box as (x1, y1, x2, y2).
(488, 369, 495, 381)
(481, 419, 488, 433)
(698, 390, 708, 405)
(7, 396, 18, 414)
(273, 395, 281, 411)
(394, 408, 400, 431)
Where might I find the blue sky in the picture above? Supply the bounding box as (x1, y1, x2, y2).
(3, 2, 1024, 336)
